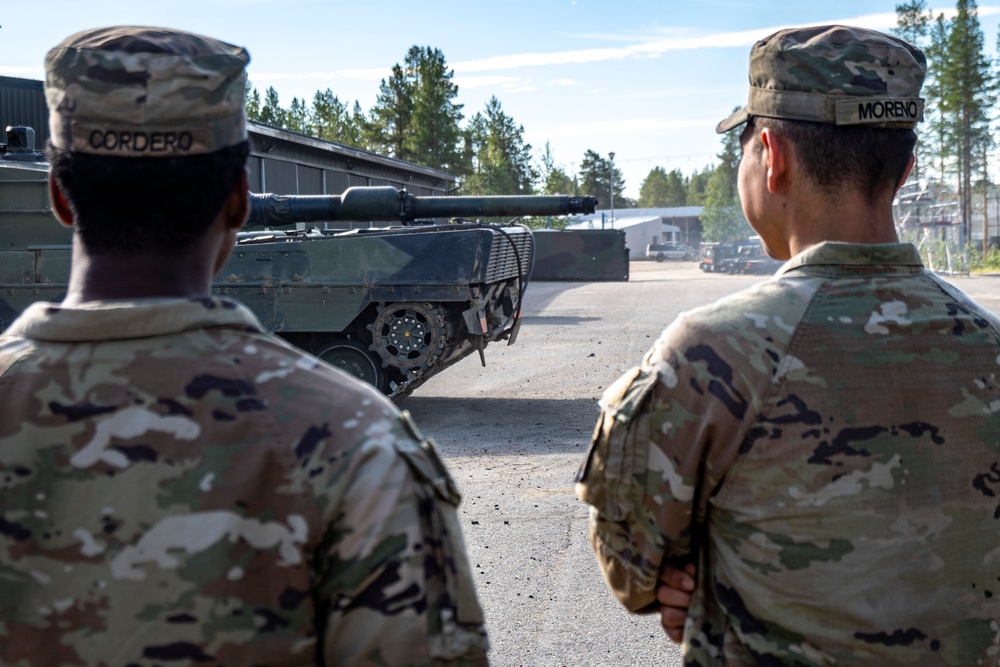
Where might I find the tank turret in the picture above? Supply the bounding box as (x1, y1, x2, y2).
(227, 188, 596, 397)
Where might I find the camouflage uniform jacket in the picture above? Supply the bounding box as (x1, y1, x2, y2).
(0, 297, 488, 667)
(577, 242, 1000, 666)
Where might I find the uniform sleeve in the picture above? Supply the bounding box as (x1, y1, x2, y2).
(315, 410, 488, 667)
(576, 315, 761, 612)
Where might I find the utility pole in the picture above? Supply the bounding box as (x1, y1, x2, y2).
(608, 152, 616, 227)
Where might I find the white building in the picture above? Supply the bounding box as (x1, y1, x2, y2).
(567, 207, 703, 257)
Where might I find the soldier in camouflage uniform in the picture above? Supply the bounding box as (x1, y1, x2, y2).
(0, 27, 488, 666)
(577, 25, 1000, 666)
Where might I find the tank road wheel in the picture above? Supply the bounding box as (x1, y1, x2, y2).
(317, 340, 386, 393)
(370, 302, 446, 370)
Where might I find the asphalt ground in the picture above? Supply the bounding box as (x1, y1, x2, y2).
(398, 260, 1000, 667)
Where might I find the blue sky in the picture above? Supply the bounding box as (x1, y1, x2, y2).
(3, 1, 999, 199)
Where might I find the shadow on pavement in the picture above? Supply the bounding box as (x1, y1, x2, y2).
(400, 395, 599, 457)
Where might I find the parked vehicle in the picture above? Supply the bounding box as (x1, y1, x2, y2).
(646, 242, 696, 262)
(699, 242, 737, 272)
(722, 241, 784, 275)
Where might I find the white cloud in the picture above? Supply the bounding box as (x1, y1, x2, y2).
(454, 75, 521, 90)
(452, 7, 1000, 75)
(248, 6, 1000, 87)
(548, 78, 577, 86)
(536, 118, 716, 138)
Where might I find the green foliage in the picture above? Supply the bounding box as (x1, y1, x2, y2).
(285, 97, 309, 134)
(893, 1, 931, 45)
(310, 89, 364, 147)
(401, 47, 466, 173)
(940, 0, 996, 233)
(701, 168, 752, 241)
(663, 169, 688, 207)
(700, 123, 752, 241)
(464, 97, 537, 195)
(980, 246, 1000, 271)
(579, 149, 626, 207)
(895, 0, 997, 239)
(367, 64, 415, 161)
(538, 141, 578, 196)
(639, 167, 687, 207)
(686, 167, 712, 206)
(259, 86, 286, 128)
(245, 81, 261, 121)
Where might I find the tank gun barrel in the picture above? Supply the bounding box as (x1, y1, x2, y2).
(246, 186, 597, 228)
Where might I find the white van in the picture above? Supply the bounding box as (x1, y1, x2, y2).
(646, 243, 695, 262)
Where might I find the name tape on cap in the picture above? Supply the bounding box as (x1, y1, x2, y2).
(69, 122, 216, 156)
(835, 98, 923, 126)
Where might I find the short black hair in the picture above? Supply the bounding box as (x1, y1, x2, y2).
(48, 141, 249, 255)
(748, 116, 916, 202)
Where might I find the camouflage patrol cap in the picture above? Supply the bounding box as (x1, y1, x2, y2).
(717, 25, 926, 133)
(45, 26, 250, 156)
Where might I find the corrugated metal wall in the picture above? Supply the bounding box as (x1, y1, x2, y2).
(0, 78, 456, 197)
(0, 77, 49, 150)
(247, 123, 454, 198)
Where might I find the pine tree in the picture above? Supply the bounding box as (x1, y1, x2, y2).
(311, 89, 363, 147)
(639, 167, 688, 207)
(893, 1, 931, 179)
(538, 141, 577, 195)
(686, 167, 711, 206)
(925, 13, 952, 180)
(366, 64, 414, 160)
(939, 0, 996, 239)
(464, 97, 537, 195)
(259, 86, 286, 128)
(578, 149, 625, 207)
(403, 46, 465, 173)
(664, 170, 688, 207)
(639, 167, 670, 208)
(285, 97, 309, 134)
(245, 81, 262, 122)
(701, 125, 752, 241)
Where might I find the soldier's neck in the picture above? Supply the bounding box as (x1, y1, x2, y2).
(61, 242, 214, 306)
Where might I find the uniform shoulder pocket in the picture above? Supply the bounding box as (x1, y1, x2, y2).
(393, 410, 462, 505)
(576, 366, 659, 521)
(392, 410, 488, 655)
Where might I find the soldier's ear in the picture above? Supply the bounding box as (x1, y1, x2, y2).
(48, 175, 75, 228)
(759, 127, 790, 195)
(223, 169, 250, 231)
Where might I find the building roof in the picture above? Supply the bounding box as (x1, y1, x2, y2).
(570, 206, 703, 228)
(566, 216, 681, 231)
(592, 206, 703, 219)
(249, 122, 454, 182)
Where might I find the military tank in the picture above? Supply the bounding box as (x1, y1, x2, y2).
(0, 126, 596, 398)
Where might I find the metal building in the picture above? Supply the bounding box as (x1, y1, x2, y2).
(0, 76, 456, 200)
(0, 77, 49, 149)
(246, 123, 454, 198)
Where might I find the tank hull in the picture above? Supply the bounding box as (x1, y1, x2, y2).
(0, 159, 548, 399)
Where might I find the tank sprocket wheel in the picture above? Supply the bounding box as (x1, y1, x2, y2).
(369, 301, 446, 370)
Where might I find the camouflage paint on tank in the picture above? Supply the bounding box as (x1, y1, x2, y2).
(0, 155, 598, 399)
(531, 229, 629, 282)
